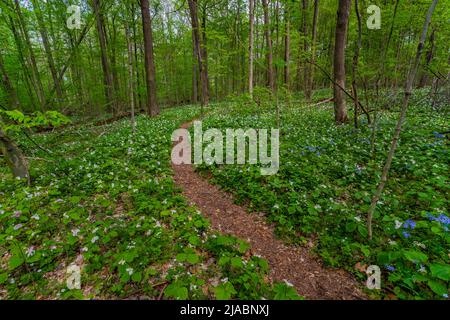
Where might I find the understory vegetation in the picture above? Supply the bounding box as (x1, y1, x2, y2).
(0, 106, 299, 300)
(196, 90, 449, 300)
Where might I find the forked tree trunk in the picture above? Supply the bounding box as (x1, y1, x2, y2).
(333, 0, 351, 124)
(367, 0, 439, 240)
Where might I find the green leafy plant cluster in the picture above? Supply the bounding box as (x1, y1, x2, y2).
(196, 93, 449, 300)
(0, 105, 300, 300)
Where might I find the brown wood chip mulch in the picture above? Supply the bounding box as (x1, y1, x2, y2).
(172, 120, 366, 300)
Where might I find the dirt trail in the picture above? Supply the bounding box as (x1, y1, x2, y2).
(172, 120, 366, 300)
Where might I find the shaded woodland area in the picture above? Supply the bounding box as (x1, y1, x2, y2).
(0, 0, 449, 301)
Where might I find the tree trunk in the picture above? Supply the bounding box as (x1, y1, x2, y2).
(0, 51, 20, 109)
(418, 28, 436, 88)
(192, 29, 199, 104)
(30, 0, 64, 105)
(367, 0, 438, 240)
(0, 130, 30, 184)
(249, 0, 255, 97)
(188, 0, 209, 110)
(125, 21, 136, 134)
(262, 0, 275, 92)
(13, 0, 45, 110)
(305, 0, 319, 101)
(284, 5, 290, 87)
(140, 0, 159, 116)
(333, 0, 351, 124)
(92, 0, 115, 114)
(352, 0, 362, 128)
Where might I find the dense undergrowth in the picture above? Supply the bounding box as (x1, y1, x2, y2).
(196, 90, 449, 300)
(0, 106, 298, 300)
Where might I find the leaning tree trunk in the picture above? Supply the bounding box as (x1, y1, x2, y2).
(367, 0, 439, 240)
(0, 130, 30, 184)
(333, 0, 351, 124)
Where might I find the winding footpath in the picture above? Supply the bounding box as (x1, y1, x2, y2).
(172, 120, 366, 300)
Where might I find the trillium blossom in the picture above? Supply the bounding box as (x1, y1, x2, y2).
(14, 224, 23, 230)
(126, 267, 134, 275)
(394, 220, 402, 229)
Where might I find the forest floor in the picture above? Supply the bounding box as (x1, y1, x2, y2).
(0, 89, 448, 300)
(172, 119, 365, 300)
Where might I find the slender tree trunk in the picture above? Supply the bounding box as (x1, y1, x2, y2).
(352, 0, 362, 128)
(367, 0, 439, 240)
(92, 0, 115, 114)
(302, 0, 309, 94)
(305, 0, 319, 101)
(30, 0, 64, 104)
(13, 0, 45, 109)
(284, 5, 290, 87)
(419, 28, 436, 88)
(140, 0, 159, 116)
(201, 6, 210, 96)
(125, 21, 136, 133)
(262, 0, 275, 92)
(249, 0, 255, 97)
(333, 0, 351, 124)
(192, 29, 199, 104)
(188, 0, 209, 110)
(0, 51, 20, 109)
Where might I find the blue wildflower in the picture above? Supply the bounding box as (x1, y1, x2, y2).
(437, 214, 450, 225)
(433, 131, 445, 139)
(403, 219, 416, 230)
(402, 231, 411, 238)
(385, 265, 396, 272)
(443, 294, 448, 299)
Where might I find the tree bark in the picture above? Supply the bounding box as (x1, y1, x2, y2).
(125, 21, 136, 134)
(333, 0, 351, 124)
(13, 0, 45, 109)
(140, 0, 159, 116)
(92, 0, 115, 114)
(0, 51, 20, 109)
(283, 5, 290, 87)
(188, 0, 209, 109)
(305, 0, 319, 101)
(367, 0, 439, 240)
(249, 0, 255, 96)
(30, 0, 64, 104)
(262, 0, 275, 92)
(0, 129, 30, 184)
